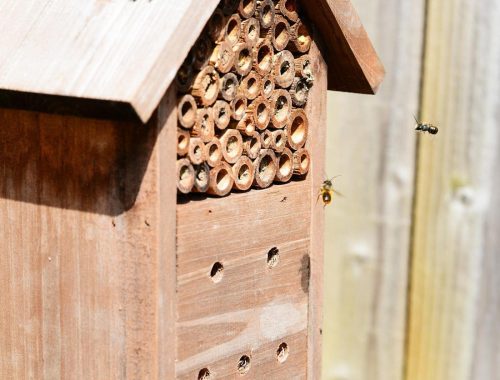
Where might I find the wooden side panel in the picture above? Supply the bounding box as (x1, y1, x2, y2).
(322, 0, 426, 379)
(406, 0, 500, 379)
(306, 42, 327, 380)
(176, 181, 311, 379)
(0, 87, 178, 379)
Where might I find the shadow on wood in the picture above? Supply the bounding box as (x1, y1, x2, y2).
(0, 107, 164, 216)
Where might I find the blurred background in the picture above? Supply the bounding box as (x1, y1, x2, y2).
(322, 0, 500, 379)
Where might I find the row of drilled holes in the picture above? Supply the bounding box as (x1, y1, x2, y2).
(200, 247, 286, 378)
(198, 343, 289, 379)
(210, 247, 280, 283)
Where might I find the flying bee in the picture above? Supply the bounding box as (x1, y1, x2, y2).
(318, 175, 343, 207)
(414, 115, 439, 135)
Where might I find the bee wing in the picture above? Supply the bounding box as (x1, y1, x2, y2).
(329, 174, 342, 182)
(333, 189, 345, 198)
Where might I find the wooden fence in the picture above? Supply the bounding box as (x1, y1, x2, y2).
(322, 0, 500, 379)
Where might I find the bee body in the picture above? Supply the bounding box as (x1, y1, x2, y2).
(413, 115, 439, 135)
(318, 178, 339, 207)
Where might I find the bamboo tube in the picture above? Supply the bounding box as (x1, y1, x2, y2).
(208, 162, 234, 196)
(270, 89, 292, 128)
(225, 14, 242, 46)
(233, 115, 256, 136)
(222, 0, 239, 15)
(220, 129, 244, 164)
(208, 8, 226, 41)
(289, 77, 310, 107)
(194, 162, 210, 193)
(231, 95, 248, 121)
(220, 72, 239, 102)
(177, 158, 195, 194)
(253, 39, 274, 75)
(286, 109, 308, 150)
(177, 128, 190, 156)
(193, 108, 216, 143)
(232, 156, 255, 191)
(268, 15, 290, 51)
(213, 100, 232, 130)
(205, 138, 223, 168)
(260, 130, 272, 149)
(192, 66, 220, 107)
(253, 149, 277, 188)
(239, 0, 257, 19)
(241, 18, 260, 47)
(233, 43, 254, 76)
(177, 95, 198, 129)
(260, 75, 275, 99)
(293, 148, 310, 175)
(273, 50, 295, 88)
(240, 72, 261, 100)
(193, 35, 213, 70)
(247, 97, 271, 130)
(256, 0, 275, 29)
(244, 131, 262, 159)
(289, 20, 312, 53)
(175, 62, 194, 93)
(276, 0, 299, 22)
(271, 129, 287, 153)
(210, 41, 235, 74)
(188, 138, 206, 165)
(295, 55, 314, 80)
(275, 147, 294, 182)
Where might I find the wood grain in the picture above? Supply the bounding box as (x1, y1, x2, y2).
(303, 0, 385, 94)
(176, 181, 312, 379)
(322, 0, 425, 379)
(0, 0, 383, 122)
(0, 86, 178, 379)
(406, 0, 500, 379)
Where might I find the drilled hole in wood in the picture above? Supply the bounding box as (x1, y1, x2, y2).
(198, 368, 212, 380)
(263, 79, 273, 97)
(261, 131, 272, 147)
(285, 0, 297, 14)
(258, 153, 274, 180)
(210, 262, 224, 283)
(277, 342, 289, 363)
(234, 98, 246, 119)
(208, 143, 221, 162)
(237, 355, 251, 375)
(278, 153, 292, 176)
(297, 23, 311, 48)
(248, 24, 258, 41)
(241, 0, 254, 15)
(299, 152, 309, 171)
(202, 73, 219, 104)
(226, 136, 239, 156)
(223, 76, 238, 98)
(238, 164, 251, 182)
(248, 136, 260, 157)
(267, 247, 280, 268)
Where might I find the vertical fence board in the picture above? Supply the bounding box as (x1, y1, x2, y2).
(406, 0, 500, 379)
(322, 1, 425, 379)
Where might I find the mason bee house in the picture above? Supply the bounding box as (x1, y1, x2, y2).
(0, 0, 383, 379)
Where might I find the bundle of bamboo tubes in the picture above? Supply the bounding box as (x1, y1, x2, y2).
(176, 0, 314, 196)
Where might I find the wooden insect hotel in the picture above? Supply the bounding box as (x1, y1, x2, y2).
(0, 0, 383, 379)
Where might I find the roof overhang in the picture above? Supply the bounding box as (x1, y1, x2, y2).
(0, 0, 384, 123)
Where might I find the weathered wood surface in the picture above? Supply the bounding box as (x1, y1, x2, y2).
(176, 181, 311, 379)
(0, 87, 178, 379)
(322, 0, 425, 379)
(0, 0, 220, 122)
(303, 0, 385, 95)
(406, 0, 500, 379)
(0, 0, 383, 122)
(306, 41, 328, 380)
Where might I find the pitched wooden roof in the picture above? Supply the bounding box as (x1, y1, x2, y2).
(0, 0, 383, 123)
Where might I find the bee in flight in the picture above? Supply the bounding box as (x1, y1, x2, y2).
(318, 175, 343, 207)
(414, 115, 439, 135)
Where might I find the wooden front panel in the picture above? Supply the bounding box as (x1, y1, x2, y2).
(176, 180, 311, 379)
